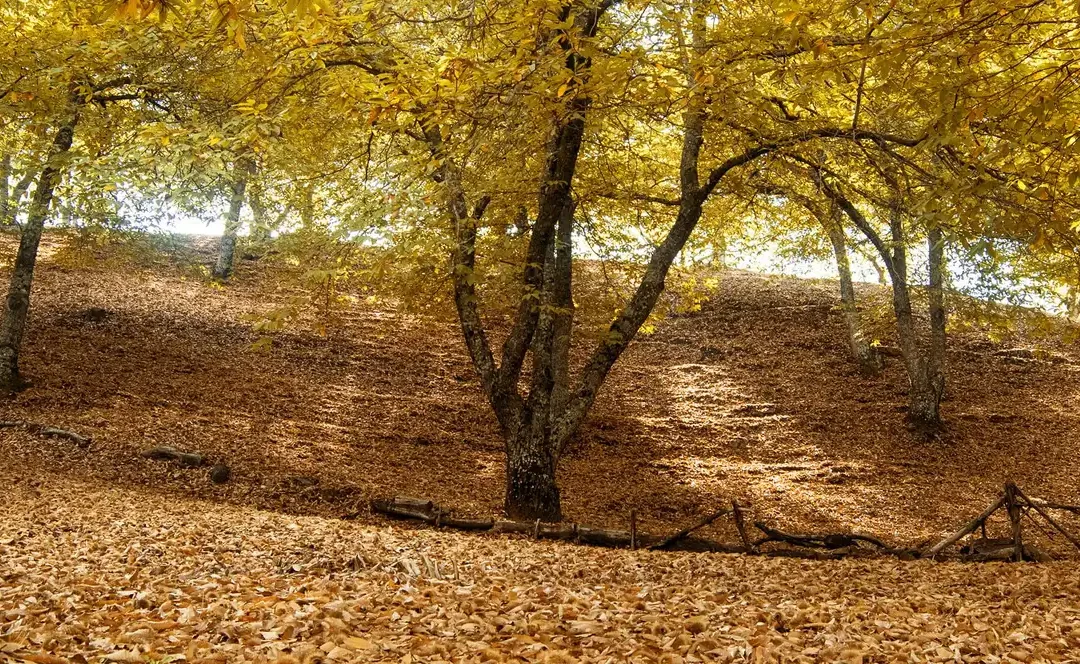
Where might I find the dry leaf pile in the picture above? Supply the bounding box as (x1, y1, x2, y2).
(3, 474, 1080, 663)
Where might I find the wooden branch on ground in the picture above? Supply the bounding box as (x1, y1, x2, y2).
(40, 427, 90, 448)
(649, 507, 732, 551)
(925, 493, 1006, 557)
(754, 523, 887, 550)
(141, 445, 206, 467)
(1014, 486, 1080, 552)
(0, 420, 91, 448)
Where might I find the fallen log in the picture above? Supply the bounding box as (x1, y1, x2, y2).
(141, 445, 206, 467)
(754, 523, 887, 550)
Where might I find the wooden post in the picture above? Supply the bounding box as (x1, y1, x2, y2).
(1005, 482, 1023, 562)
(733, 500, 753, 551)
(630, 509, 638, 551)
(1014, 485, 1080, 552)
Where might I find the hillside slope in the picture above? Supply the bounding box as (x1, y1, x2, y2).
(1, 235, 1079, 549)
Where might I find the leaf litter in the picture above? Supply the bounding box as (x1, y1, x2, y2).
(3, 237, 1080, 661)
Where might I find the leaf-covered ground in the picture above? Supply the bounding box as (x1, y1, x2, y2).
(3, 235, 1080, 661)
(3, 473, 1080, 663)
(3, 236, 1079, 545)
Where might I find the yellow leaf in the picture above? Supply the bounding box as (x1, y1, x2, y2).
(344, 636, 372, 650)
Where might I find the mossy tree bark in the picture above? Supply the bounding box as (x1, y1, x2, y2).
(0, 110, 79, 391)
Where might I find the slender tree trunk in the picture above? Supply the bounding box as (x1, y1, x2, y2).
(0, 112, 79, 391)
(550, 199, 574, 420)
(0, 154, 9, 225)
(821, 175, 945, 432)
(909, 224, 947, 431)
(212, 158, 251, 281)
(824, 203, 880, 374)
(245, 174, 272, 249)
(2, 168, 35, 228)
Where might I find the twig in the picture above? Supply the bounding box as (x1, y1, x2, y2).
(0, 420, 91, 448)
(41, 427, 90, 448)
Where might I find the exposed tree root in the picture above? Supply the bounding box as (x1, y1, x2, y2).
(0, 420, 90, 448)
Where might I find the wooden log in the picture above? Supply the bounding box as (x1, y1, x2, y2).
(1006, 482, 1023, 562)
(439, 516, 495, 531)
(492, 520, 577, 541)
(386, 497, 436, 514)
(630, 509, 637, 551)
(732, 501, 753, 551)
(1013, 486, 1080, 552)
(755, 522, 887, 550)
(649, 507, 732, 551)
(40, 427, 90, 448)
(371, 499, 438, 524)
(578, 526, 634, 547)
(925, 493, 1006, 557)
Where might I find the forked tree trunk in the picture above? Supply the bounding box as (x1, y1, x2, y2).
(823, 203, 880, 374)
(821, 176, 946, 433)
(212, 158, 252, 281)
(0, 112, 79, 391)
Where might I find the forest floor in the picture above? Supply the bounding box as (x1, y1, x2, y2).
(2, 233, 1080, 662)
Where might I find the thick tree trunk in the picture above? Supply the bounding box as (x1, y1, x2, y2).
(0, 113, 78, 391)
(550, 199, 574, 420)
(505, 417, 561, 521)
(824, 205, 880, 374)
(212, 159, 251, 281)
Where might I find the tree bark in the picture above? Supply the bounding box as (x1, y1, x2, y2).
(820, 176, 945, 432)
(504, 421, 561, 521)
(0, 154, 9, 225)
(0, 111, 79, 391)
(822, 199, 880, 374)
(213, 158, 252, 281)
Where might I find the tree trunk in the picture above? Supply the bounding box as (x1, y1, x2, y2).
(551, 198, 574, 421)
(212, 158, 251, 281)
(505, 414, 562, 521)
(820, 175, 945, 433)
(0, 112, 79, 391)
(824, 203, 880, 374)
(909, 224, 947, 432)
(0, 154, 9, 224)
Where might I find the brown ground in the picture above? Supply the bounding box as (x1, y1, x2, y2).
(3, 234, 1080, 663)
(3, 235, 1078, 546)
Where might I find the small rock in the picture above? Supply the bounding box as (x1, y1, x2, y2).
(210, 464, 231, 484)
(81, 307, 110, 323)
